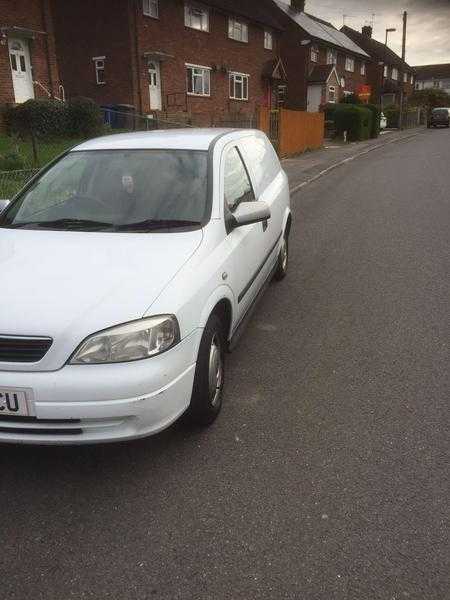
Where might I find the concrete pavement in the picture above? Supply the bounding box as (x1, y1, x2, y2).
(0, 126, 448, 600)
(283, 127, 426, 192)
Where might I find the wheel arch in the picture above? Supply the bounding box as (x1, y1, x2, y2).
(198, 286, 235, 343)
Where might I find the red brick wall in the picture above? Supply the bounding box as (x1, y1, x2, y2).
(132, 0, 278, 122)
(51, 0, 135, 107)
(0, 0, 60, 106)
(278, 21, 308, 110)
(52, 0, 279, 123)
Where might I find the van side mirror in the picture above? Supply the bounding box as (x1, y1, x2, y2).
(0, 200, 10, 215)
(230, 200, 271, 230)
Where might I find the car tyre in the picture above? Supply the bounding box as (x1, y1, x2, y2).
(185, 313, 225, 427)
(273, 232, 289, 281)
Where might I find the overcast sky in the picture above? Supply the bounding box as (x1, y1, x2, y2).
(292, 0, 450, 66)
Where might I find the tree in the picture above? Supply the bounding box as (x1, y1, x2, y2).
(408, 88, 450, 109)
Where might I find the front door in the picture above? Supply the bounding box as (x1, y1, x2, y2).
(8, 38, 34, 103)
(148, 61, 162, 111)
(307, 84, 322, 112)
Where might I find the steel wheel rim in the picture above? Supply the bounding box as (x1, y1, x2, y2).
(208, 334, 223, 408)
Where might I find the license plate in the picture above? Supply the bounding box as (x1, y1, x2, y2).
(0, 389, 29, 417)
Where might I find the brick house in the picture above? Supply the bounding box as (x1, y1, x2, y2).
(51, 0, 286, 125)
(271, 0, 370, 112)
(413, 64, 450, 96)
(0, 0, 60, 111)
(342, 25, 415, 108)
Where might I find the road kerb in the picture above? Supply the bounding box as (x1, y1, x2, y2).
(289, 131, 422, 196)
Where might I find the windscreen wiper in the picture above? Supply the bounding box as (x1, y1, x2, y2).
(116, 219, 202, 232)
(5, 218, 115, 231)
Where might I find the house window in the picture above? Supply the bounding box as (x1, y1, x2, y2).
(410, 74, 414, 85)
(311, 45, 319, 62)
(326, 48, 337, 65)
(345, 56, 354, 72)
(229, 18, 248, 43)
(384, 65, 388, 78)
(186, 64, 211, 96)
(392, 67, 398, 80)
(185, 3, 209, 31)
(360, 62, 366, 76)
(229, 72, 249, 101)
(264, 29, 273, 50)
(143, 0, 158, 18)
(403, 72, 408, 83)
(328, 86, 336, 103)
(93, 56, 106, 85)
(433, 80, 441, 88)
(10, 53, 18, 71)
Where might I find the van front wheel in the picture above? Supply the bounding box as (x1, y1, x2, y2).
(186, 314, 225, 427)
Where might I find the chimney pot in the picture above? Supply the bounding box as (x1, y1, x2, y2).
(362, 25, 373, 38)
(290, 0, 305, 12)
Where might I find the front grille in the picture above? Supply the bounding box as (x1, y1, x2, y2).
(0, 416, 82, 436)
(0, 335, 53, 363)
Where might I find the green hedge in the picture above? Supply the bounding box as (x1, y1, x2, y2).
(365, 103, 381, 138)
(7, 97, 103, 139)
(384, 105, 400, 128)
(327, 104, 373, 141)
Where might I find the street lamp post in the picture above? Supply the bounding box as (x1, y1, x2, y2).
(380, 27, 396, 107)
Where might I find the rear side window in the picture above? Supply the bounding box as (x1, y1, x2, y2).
(433, 109, 448, 116)
(223, 147, 255, 212)
(239, 135, 280, 195)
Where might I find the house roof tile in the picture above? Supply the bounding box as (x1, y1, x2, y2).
(273, 1, 370, 58)
(341, 25, 414, 71)
(413, 63, 450, 80)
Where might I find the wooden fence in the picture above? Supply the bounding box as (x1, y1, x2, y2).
(259, 108, 324, 157)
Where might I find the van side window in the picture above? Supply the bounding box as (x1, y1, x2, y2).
(239, 136, 280, 195)
(223, 147, 255, 212)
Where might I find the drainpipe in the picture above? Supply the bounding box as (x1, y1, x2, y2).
(40, 0, 54, 97)
(132, 0, 144, 114)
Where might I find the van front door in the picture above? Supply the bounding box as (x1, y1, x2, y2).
(9, 38, 34, 103)
(148, 61, 162, 111)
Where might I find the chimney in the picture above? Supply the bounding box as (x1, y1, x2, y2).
(362, 25, 373, 38)
(290, 0, 305, 12)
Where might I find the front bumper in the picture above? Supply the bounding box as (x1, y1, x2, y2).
(0, 330, 201, 444)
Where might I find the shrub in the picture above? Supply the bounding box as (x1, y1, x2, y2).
(384, 104, 400, 128)
(0, 151, 25, 171)
(340, 93, 362, 105)
(67, 97, 103, 137)
(365, 103, 381, 138)
(7, 99, 68, 138)
(332, 104, 373, 141)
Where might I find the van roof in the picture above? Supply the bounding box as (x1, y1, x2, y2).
(72, 128, 254, 152)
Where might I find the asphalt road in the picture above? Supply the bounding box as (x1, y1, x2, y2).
(1, 128, 449, 600)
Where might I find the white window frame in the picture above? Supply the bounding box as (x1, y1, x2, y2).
(184, 3, 209, 32)
(93, 56, 106, 85)
(360, 62, 366, 76)
(143, 0, 158, 18)
(392, 67, 398, 80)
(264, 29, 273, 50)
(228, 17, 248, 43)
(403, 72, 408, 83)
(311, 45, 319, 63)
(186, 63, 211, 96)
(326, 48, 337, 65)
(384, 65, 388, 78)
(345, 56, 355, 72)
(433, 80, 441, 89)
(229, 71, 249, 101)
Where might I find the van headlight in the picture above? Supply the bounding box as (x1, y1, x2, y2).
(70, 316, 180, 364)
